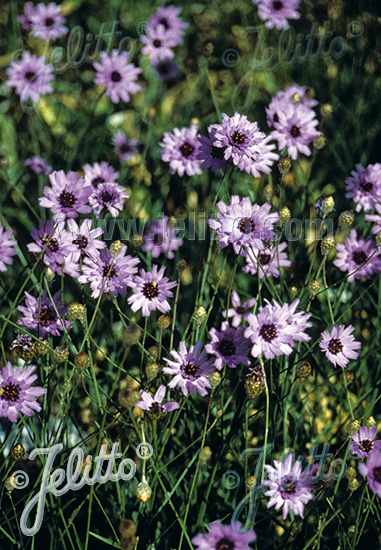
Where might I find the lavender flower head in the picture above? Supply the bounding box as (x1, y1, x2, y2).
(319, 324, 361, 368)
(141, 25, 176, 63)
(113, 132, 138, 162)
(17, 290, 70, 338)
(160, 124, 202, 177)
(256, 0, 301, 30)
(39, 170, 92, 220)
(205, 322, 251, 370)
(127, 264, 177, 317)
(65, 219, 106, 263)
(263, 454, 315, 519)
(7, 52, 54, 102)
(350, 426, 381, 459)
(192, 521, 257, 550)
(345, 163, 381, 212)
(0, 363, 46, 423)
(359, 447, 381, 498)
(153, 58, 180, 81)
(243, 241, 291, 278)
(89, 181, 129, 218)
(197, 127, 227, 173)
(25, 156, 51, 175)
(266, 85, 318, 128)
(0, 224, 18, 272)
(223, 291, 256, 328)
(135, 385, 179, 420)
(163, 341, 214, 396)
(93, 50, 142, 104)
(142, 216, 183, 259)
(78, 245, 139, 298)
(333, 230, 381, 282)
(18, 2, 35, 30)
(146, 5, 188, 47)
(83, 161, 119, 188)
(30, 2, 68, 40)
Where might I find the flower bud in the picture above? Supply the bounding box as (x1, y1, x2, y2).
(10, 443, 25, 461)
(209, 371, 222, 388)
(322, 196, 335, 215)
(244, 366, 265, 398)
(199, 446, 212, 461)
(279, 206, 291, 223)
(119, 519, 137, 538)
(376, 232, 381, 249)
(348, 477, 360, 492)
(74, 352, 91, 372)
(292, 92, 301, 103)
(67, 302, 86, 323)
(347, 419, 360, 436)
(123, 324, 142, 346)
(145, 362, 159, 380)
(193, 306, 207, 326)
(201, 40, 214, 57)
(54, 345, 69, 363)
(308, 279, 320, 297)
(157, 315, 170, 331)
(36, 339, 49, 356)
(10, 335, 36, 362)
(110, 240, 122, 256)
(177, 258, 187, 274)
(296, 360, 311, 378)
(278, 157, 292, 175)
(313, 135, 326, 150)
(320, 103, 333, 118)
(321, 235, 336, 255)
(45, 267, 55, 283)
(366, 416, 377, 429)
(289, 286, 298, 299)
(338, 210, 355, 229)
(136, 481, 152, 502)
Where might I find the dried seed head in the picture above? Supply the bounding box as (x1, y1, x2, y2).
(119, 519, 137, 538)
(320, 103, 333, 118)
(278, 157, 292, 175)
(74, 352, 91, 372)
(118, 389, 140, 408)
(123, 324, 142, 346)
(321, 235, 336, 255)
(245, 475, 256, 490)
(148, 345, 158, 361)
(67, 302, 86, 323)
(10, 443, 25, 461)
(53, 345, 69, 363)
(313, 135, 326, 150)
(145, 362, 159, 380)
(338, 210, 355, 229)
(136, 481, 152, 502)
(366, 416, 377, 429)
(177, 258, 187, 274)
(296, 360, 312, 378)
(347, 419, 361, 436)
(157, 315, 170, 331)
(35, 339, 49, 356)
(201, 40, 214, 57)
(322, 196, 335, 215)
(244, 366, 265, 398)
(45, 267, 55, 283)
(289, 286, 298, 299)
(110, 240, 122, 256)
(348, 477, 360, 492)
(345, 466, 356, 481)
(280, 206, 291, 223)
(199, 446, 212, 461)
(209, 370, 222, 388)
(193, 306, 207, 326)
(10, 334, 36, 362)
(308, 279, 321, 297)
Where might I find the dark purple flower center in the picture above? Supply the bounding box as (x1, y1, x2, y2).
(25, 71, 36, 81)
(273, 0, 283, 10)
(73, 235, 88, 249)
(143, 281, 159, 299)
(180, 142, 194, 158)
(153, 39, 162, 48)
(328, 338, 343, 355)
(238, 217, 255, 234)
(259, 252, 271, 265)
(290, 125, 301, 138)
(157, 61, 170, 75)
(373, 467, 381, 483)
(45, 17, 55, 27)
(282, 477, 297, 494)
(360, 439, 373, 453)
(103, 264, 117, 278)
(39, 307, 56, 325)
(360, 180, 373, 192)
(231, 131, 245, 144)
(183, 363, 198, 377)
(352, 251, 367, 265)
(149, 401, 163, 414)
(236, 306, 245, 314)
(218, 339, 236, 357)
(153, 233, 163, 245)
(159, 17, 169, 29)
(211, 146, 226, 160)
(92, 176, 105, 187)
(111, 71, 122, 82)
(273, 113, 279, 123)
(260, 323, 276, 341)
(216, 539, 234, 550)
(42, 237, 59, 252)
(101, 191, 115, 203)
(58, 191, 77, 208)
(0, 383, 20, 402)
(120, 143, 132, 154)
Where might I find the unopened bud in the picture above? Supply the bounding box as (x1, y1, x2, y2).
(289, 286, 298, 299)
(193, 306, 207, 326)
(45, 267, 55, 283)
(74, 352, 91, 372)
(245, 475, 256, 490)
(157, 315, 170, 331)
(348, 478, 360, 492)
(244, 366, 265, 398)
(292, 92, 301, 103)
(201, 40, 214, 57)
(36, 339, 49, 356)
(278, 157, 292, 175)
(119, 519, 137, 538)
(53, 345, 69, 363)
(118, 389, 140, 408)
(338, 210, 355, 229)
(347, 419, 360, 436)
(321, 235, 335, 255)
(296, 360, 311, 378)
(320, 103, 333, 118)
(110, 240, 122, 256)
(10, 443, 25, 461)
(148, 345, 158, 361)
(145, 362, 159, 380)
(313, 135, 326, 150)
(209, 371, 222, 388)
(376, 232, 381, 248)
(345, 466, 356, 481)
(308, 279, 320, 297)
(136, 481, 152, 502)
(280, 206, 291, 223)
(124, 324, 142, 346)
(322, 196, 335, 215)
(177, 258, 187, 274)
(67, 302, 86, 323)
(199, 446, 212, 461)
(366, 416, 376, 429)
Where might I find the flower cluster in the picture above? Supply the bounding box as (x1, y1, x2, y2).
(93, 50, 142, 104)
(6, 51, 54, 103)
(345, 162, 381, 213)
(253, 0, 301, 30)
(19, 2, 68, 39)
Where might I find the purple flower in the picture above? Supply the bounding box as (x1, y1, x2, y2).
(192, 521, 256, 550)
(113, 132, 138, 162)
(6, 52, 54, 103)
(222, 291, 256, 328)
(345, 163, 381, 213)
(89, 181, 128, 218)
(163, 341, 214, 396)
(159, 124, 202, 177)
(0, 363, 46, 423)
(319, 324, 361, 368)
(27, 219, 78, 276)
(205, 322, 250, 370)
(266, 85, 317, 129)
(243, 241, 291, 278)
(18, 290, 70, 338)
(350, 426, 381, 459)
(93, 50, 142, 104)
(0, 223, 17, 272)
(153, 58, 180, 81)
(30, 2, 68, 40)
(146, 6, 188, 47)
(245, 299, 311, 359)
(127, 264, 177, 317)
(365, 204, 381, 234)
(271, 102, 321, 159)
(142, 217, 183, 259)
(25, 156, 51, 175)
(333, 229, 381, 282)
(65, 219, 106, 263)
(18, 2, 35, 30)
(359, 447, 381, 497)
(83, 161, 119, 188)
(135, 385, 179, 419)
(256, 0, 301, 30)
(78, 245, 139, 299)
(208, 195, 279, 254)
(263, 454, 314, 519)
(39, 170, 92, 220)
(197, 127, 227, 172)
(141, 25, 176, 63)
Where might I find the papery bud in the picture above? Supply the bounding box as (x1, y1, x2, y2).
(110, 240, 122, 256)
(10, 443, 25, 461)
(308, 279, 320, 297)
(193, 306, 207, 326)
(321, 235, 335, 255)
(136, 481, 152, 502)
(244, 366, 265, 398)
(53, 345, 69, 363)
(338, 210, 355, 229)
(157, 315, 170, 330)
(322, 196, 335, 215)
(278, 157, 292, 175)
(313, 135, 326, 150)
(280, 206, 291, 223)
(145, 362, 159, 380)
(36, 339, 49, 356)
(296, 360, 311, 378)
(67, 302, 86, 323)
(74, 352, 91, 372)
(347, 419, 360, 436)
(209, 371, 222, 388)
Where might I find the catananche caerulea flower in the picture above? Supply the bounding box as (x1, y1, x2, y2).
(0, 363, 46, 423)
(255, 0, 301, 30)
(345, 163, 381, 213)
(365, 204, 381, 235)
(0, 223, 18, 272)
(93, 50, 142, 104)
(39, 170, 92, 220)
(243, 241, 291, 278)
(142, 217, 183, 259)
(163, 341, 214, 396)
(65, 219, 106, 263)
(153, 58, 180, 81)
(145, 5, 188, 47)
(6, 52, 54, 102)
(141, 25, 176, 62)
(25, 156, 51, 174)
(197, 127, 227, 172)
(30, 2, 68, 39)
(205, 322, 251, 370)
(17, 290, 70, 338)
(266, 84, 318, 128)
(319, 324, 361, 368)
(350, 426, 381, 459)
(333, 229, 381, 282)
(113, 132, 138, 162)
(192, 521, 256, 550)
(222, 290, 256, 327)
(18, 2, 35, 30)
(359, 447, 381, 497)
(89, 181, 129, 218)
(135, 385, 179, 419)
(83, 161, 119, 188)
(127, 264, 177, 317)
(159, 124, 202, 176)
